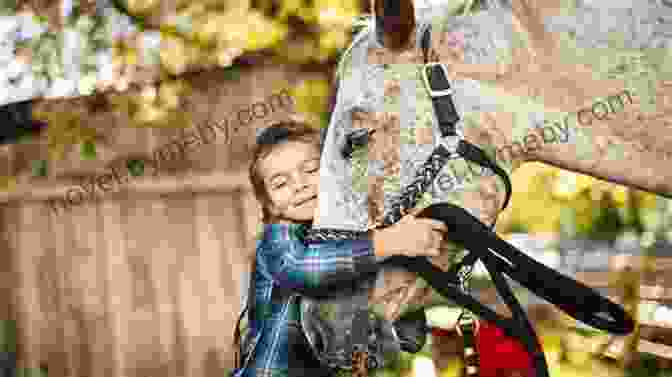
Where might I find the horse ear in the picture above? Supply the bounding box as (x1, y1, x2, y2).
(374, 0, 416, 51)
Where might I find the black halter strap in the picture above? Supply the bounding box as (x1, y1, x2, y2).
(418, 24, 511, 281)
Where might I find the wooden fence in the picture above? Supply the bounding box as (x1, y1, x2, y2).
(1, 186, 258, 377)
(0, 61, 329, 377)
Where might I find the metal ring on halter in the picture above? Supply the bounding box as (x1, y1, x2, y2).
(455, 313, 480, 337)
(438, 129, 464, 156)
(421, 62, 453, 97)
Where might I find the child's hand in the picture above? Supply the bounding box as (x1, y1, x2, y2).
(372, 213, 448, 258)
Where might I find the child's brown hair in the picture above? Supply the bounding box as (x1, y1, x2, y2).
(248, 119, 322, 223)
(233, 119, 322, 367)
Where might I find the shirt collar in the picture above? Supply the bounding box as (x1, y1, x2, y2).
(262, 223, 308, 242)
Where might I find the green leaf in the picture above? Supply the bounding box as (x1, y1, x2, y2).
(222, 66, 240, 81)
(0, 0, 16, 14)
(15, 367, 49, 377)
(80, 141, 97, 160)
(559, 206, 577, 238)
(126, 159, 145, 177)
(319, 111, 330, 129)
(0, 320, 16, 353)
(506, 221, 530, 234)
(14, 39, 29, 50)
(68, 3, 82, 25)
(109, 0, 147, 29)
(31, 159, 48, 177)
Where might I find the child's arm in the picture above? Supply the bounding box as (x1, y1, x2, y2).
(269, 236, 379, 297)
(263, 217, 444, 296)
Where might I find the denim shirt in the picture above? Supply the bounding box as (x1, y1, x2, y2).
(231, 223, 376, 377)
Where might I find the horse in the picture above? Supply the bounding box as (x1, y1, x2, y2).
(312, 0, 672, 375)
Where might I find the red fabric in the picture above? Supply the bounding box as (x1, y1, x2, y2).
(430, 322, 537, 377)
(431, 327, 454, 338)
(476, 321, 536, 377)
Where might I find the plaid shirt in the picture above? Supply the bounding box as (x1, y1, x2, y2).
(231, 223, 376, 377)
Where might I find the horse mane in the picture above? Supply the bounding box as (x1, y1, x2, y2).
(335, 0, 463, 81)
(334, 15, 375, 81)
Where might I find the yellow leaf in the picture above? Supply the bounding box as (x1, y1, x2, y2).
(160, 36, 189, 75)
(133, 105, 170, 125)
(126, 0, 159, 15)
(576, 174, 597, 192)
(183, 2, 206, 18)
(638, 191, 659, 209)
(48, 144, 66, 161)
(0, 176, 17, 191)
(193, 15, 221, 45)
(277, 0, 302, 19)
(245, 19, 287, 51)
(124, 48, 138, 66)
(158, 83, 181, 110)
(610, 185, 628, 206)
(319, 29, 348, 52)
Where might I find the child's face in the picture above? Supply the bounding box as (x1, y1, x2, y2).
(257, 140, 320, 223)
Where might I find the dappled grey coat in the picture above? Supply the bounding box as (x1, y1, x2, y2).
(313, 0, 665, 233)
(313, 2, 517, 232)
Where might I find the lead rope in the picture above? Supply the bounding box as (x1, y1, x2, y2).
(456, 263, 480, 376)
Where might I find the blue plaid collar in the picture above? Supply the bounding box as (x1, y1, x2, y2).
(262, 223, 308, 242)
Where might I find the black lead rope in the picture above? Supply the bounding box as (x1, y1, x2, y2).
(381, 203, 635, 377)
(417, 25, 551, 377)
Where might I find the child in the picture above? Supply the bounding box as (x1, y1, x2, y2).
(231, 119, 447, 377)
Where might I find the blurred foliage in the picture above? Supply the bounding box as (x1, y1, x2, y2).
(497, 162, 663, 242)
(429, 325, 630, 377)
(495, 162, 672, 374)
(22, 0, 360, 160)
(626, 353, 668, 377)
(32, 107, 102, 161)
(289, 78, 331, 121)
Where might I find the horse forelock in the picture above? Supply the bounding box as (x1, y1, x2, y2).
(374, 0, 416, 50)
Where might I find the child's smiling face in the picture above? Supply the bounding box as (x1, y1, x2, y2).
(257, 140, 321, 223)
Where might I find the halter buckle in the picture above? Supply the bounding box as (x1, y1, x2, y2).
(438, 129, 464, 155)
(422, 62, 453, 97)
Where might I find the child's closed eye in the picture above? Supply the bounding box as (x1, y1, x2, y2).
(271, 179, 287, 189)
(303, 160, 320, 172)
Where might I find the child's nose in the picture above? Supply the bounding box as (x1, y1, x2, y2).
(293, 173, 311, 190)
